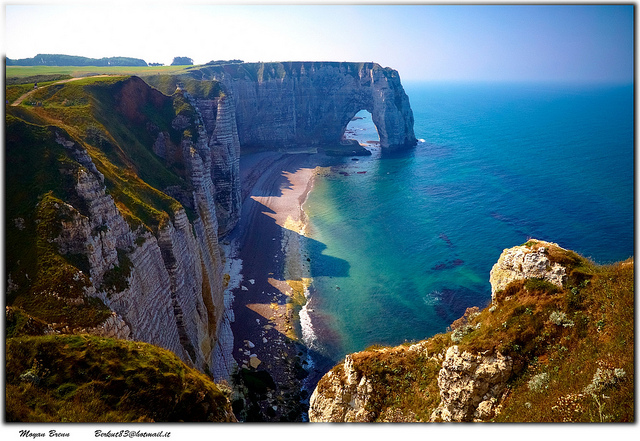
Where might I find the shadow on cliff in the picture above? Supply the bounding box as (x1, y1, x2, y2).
(237, 196, 350, 280)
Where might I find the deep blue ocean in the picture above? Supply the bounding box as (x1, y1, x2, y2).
(300, 81, 634, 373)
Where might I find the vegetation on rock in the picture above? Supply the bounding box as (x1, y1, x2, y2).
(5, 335, 235, 422)
(312, 241, 634, 422)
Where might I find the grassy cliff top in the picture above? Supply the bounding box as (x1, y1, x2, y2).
(5, 74, 199, 327)
(6, 64, 194, 79)
(5, 334, 235, 422)
(317, 244, 634, 422)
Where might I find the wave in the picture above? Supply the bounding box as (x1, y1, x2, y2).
(299, 300, 318, 351)
(423, 290, 442, 306)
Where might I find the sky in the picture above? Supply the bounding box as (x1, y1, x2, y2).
(3, 1, 635, 83)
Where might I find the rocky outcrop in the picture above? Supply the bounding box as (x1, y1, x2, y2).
(308, 354, 376, 422)
(489, 240, 568, 301)
(431, 346, 513, 422)
(207, 62, 417, 151)
(309, 240, 574, 423)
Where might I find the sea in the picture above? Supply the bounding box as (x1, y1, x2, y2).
(298, 81, 634, 381)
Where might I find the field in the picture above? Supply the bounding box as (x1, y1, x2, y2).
(6, 65, 193, 79)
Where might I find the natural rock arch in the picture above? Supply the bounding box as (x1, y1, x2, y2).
(206, 62, 417, 151)
(341, 109, 380, 144)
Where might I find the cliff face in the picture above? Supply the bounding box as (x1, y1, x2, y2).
(173, 62, 416, 151)
(55, 126, 230, 377)
(5, 76, 239, 381)
(309, 239, 634, 422)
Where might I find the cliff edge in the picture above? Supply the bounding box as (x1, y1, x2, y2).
(309, 239, 634, 422)
(5, 75, 239, 382)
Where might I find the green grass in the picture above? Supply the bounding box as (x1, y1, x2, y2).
(6, 74, 73, 85)
(8, 75, 190, 233)
(6, 65, 194, 78)
(8, 191, 112, 330)
(143, 73, 225, 99)
(5, 335, 234, 422)
(5, 116, 89, 304)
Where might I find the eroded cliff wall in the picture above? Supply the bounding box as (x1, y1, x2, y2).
(154, 62, 417, 151)
(5, 76, 240, 382)
(212, 62, 416, 151)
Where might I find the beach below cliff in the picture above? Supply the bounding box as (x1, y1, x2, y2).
(225, 149, 330, 421)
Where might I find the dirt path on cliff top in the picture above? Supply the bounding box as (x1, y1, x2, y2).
(11, 75, 115, 106)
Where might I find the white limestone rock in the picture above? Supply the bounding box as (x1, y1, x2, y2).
(489, 239, 568, 302)
(431, 345, 513, 422)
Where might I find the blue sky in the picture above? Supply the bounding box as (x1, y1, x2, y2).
(4, 2, 634, 83)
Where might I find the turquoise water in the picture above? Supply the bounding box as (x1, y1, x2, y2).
(302, 82, 634, 370)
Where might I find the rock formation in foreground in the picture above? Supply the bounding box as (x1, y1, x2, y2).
(309, 239, 634, 422)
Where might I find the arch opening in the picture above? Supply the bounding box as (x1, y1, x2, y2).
(341, 109, 380, 150)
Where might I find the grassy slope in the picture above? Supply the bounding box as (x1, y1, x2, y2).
(5, 335, 234, 422)
(5, 115, 112, 327)
(5, 74, 202, 330)
(317, 240, 634, 422)
(7, 75, 191, 232)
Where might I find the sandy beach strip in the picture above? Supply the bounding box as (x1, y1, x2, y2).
(226, 150, 326, 419)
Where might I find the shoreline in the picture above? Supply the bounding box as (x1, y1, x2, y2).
(225, 150, 331, 421)
(226, 119, 380, 420)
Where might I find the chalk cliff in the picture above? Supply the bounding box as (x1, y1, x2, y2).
(54, 125, 231, 378)
(148, 62, 417, 151)
(5, 76, 239, 382)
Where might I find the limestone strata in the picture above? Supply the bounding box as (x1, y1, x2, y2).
(208, 95, 242, 236)
(52, 129, 235, 380)
(308, 354, 376, 422)
(489, 240, 568, 301)
(431, 346, 513, 422)
(208, 62, 417, 151)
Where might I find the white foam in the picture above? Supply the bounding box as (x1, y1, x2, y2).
(423, 290, 442, 306)
(299, 300, 318, 351)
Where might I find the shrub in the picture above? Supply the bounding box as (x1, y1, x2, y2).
(583, 367, 626, 396)
(549, 311, 574, 328)
(528, 372, 549, 393)
(525, 278, 559, 294)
